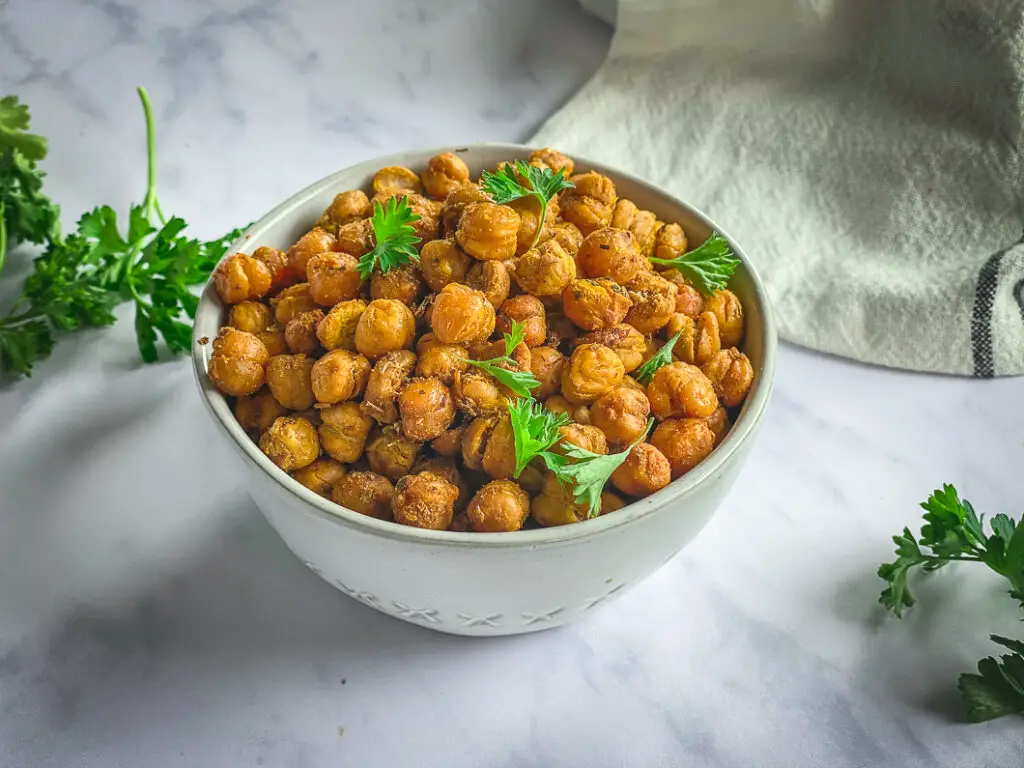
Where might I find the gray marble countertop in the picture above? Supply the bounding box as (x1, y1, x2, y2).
(1, 2, 1022, 766)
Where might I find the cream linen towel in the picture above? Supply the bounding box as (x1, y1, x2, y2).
(534, 0, 1024, 376)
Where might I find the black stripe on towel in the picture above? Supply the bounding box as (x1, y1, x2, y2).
(971, 233, 1024, 378)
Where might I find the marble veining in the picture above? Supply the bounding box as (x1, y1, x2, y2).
(0, 1, 1022, 767)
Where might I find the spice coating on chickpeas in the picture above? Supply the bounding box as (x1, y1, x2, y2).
(208, 149, 755, 533)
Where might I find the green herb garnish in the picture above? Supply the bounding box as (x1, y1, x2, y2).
(464, 320, 540, 398)
(356, 195, 421, 280)
(480, 160, 574, 248)
(634, 331, 681, 385)
(649, 232, 740, 296)
(508, 397, 571, 478)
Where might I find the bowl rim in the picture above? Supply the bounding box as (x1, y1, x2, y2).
(192, 142, 777, 549)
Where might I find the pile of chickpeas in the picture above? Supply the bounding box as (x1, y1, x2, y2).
(206, 148, 755, 533)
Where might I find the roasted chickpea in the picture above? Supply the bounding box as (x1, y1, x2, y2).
(366, 426, 422, 481)
(292, 458, 347, 497)
(650, 418, 715, 478)
(415, 343, 468, 385)
(705, 405, 730, 446)
(398, 377, 456, 441)
(555, 423, 608, 456)
(562, 278, 632, 331)
(412, 456, 469, 507)
(252, 246, 296, 291)
(311, 349, 370, 404)
(647, 361, 718, 420)
(332, 471, 394, 520)
(529, 346, 565, 399)
(620, 376, 647, 395)
(496, 295, 546, 348)
(334, 218, 375, 257)
(531, 472, 589, 527)
(624, 272, 678, 334)
(611, 443, 671, 497)
(318, 401, 373, 463)
(545, 394, 590, 424)
(255, 325, 288, 357)
(229, 300, 273, 334)
(441, 182, 490, 235)
(370, 264, 425, 306)
(392, 472, 459, 530)
(574, 324, 646, 373)
(514, 239, 576, 296)
(271, 283, 316, 325)
(373, 165, 422, 195)
(702, 348, 754, 407)
(544, 310, 580, 347)
(576, 227, 644, 285)
(317, 190, 371, 234)
(287, 227, 337, 277)
(361, 350, 416, 424)
(660, 269, 705, 316)
(549, 221, 583, 256)
(460, 414, 498, 471)
(453, 371, 506, 417)
(611, 200, 659, 257)
(214, 253, 272, 305)
(430, 283, 496, 344)
(422, 152, 470, 199)
(479, 415, 516, 479)
(562, 343, 625, 404)
(259, 416, 320, 472)
(654, 223, 688, 261)
(354, 299, 416, 360)
(667, 311, 721, 366)
(466, 480, 530, 533)
(316, 299, 366, 351)
(466, 260, 510, 309)
(208, 327, 269, 396)
(590, 386, 651, 449)
(560, 171, 616, 236)
(705, 289, 745, 348)
(431, 425, 466, 458)
(456, 202, 520, 261)
(419, 238, 471, 292)
(265, 353, 315, 410)
(508, 196, 554, 257)
(284, 309, 324, 355)
(234, 390, 285, 437)
(529, 147, 574, 176)
(306, 251, 362, 307)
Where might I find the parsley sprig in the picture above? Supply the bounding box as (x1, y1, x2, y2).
(635, 331, 681, 385)
(508, 397, 570, 477)
(356, 195, 421, 280)
(878, 484, 1024, 722)
(649, 232, 740, 296)
(465, 320, 540, 398)
(480, 160, 574, 248)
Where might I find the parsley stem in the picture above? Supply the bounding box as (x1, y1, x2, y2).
(0, 201, 7, 281)
(530, 195, 547, 250)
(137, 86, 159, 223)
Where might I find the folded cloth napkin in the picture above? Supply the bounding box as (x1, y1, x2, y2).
(534, 0, 1024, 376)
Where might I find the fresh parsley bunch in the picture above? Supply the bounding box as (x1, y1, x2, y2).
(879, 484, 1024, 722)
(356, 195, 421, 280)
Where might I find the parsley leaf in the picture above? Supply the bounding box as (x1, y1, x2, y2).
(464, 320, 541, 398)
(959, 635, 1024, 722)
(635, 331, 681, 385)
(508, 397, 571, 477)
(0, 96, 48, 162)
(356, 195, 421, 280)
(649, 232, 740, 296)
(480, 159, 574, 248)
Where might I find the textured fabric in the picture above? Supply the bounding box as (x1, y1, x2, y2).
(538, 0, 1024, 376)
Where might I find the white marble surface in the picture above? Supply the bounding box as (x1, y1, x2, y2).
(0, 2, 1022, 766)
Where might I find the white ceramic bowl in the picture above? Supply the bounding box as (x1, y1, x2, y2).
(191, 144, 777, 636)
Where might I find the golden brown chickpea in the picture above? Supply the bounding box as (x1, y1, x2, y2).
(271, 283, 316, 325)
(514, 239, 577, 297)
(317, 190, 371, 234)
(460, 414, 498, 471)
(214, 253, 272, 305)
(659, 269, 705, 316)
(412, 456, 469, 506)
(354, 299, 416, 360)
(398, 378, 456, 441)
(372, 165, 422, 195)
(332, 471, 394, 520)
(466, 260, 510, 309)
(529, 147, 574, 176)
(545, 394, 590, 424)
(611, 442, 671, 497)
(255, 325, 288, 357)
(333, 218, 375, 257)
(265, 353, 315, 410)
(705, 289, 745, 348)
(431, 425, 466, 457)
(529, 346, 565, 399)
(508, 196, 554, 257)
(422, 152, 471, 199)
(311, 349, 370, 404)
(419, 238, 471, 292)
(654, 223, 688, 261)
(549, 221, 583, 256)
(466, 480, 530, 533)
(430, 283, 496, 344)
(497, 295, 546, 347)
(392, 472, 459, 530)
(370, 264, 425, 306)
(306, 251, 362, 307)
(456, 202, 521, 261)
(415, 343, 467, 385)
(284, 309, 324, 355)
(287, 227, 337, 277)
(560, 171, 616, 236)
(666, 312, 721, 367)
(651, 418, 715, 478)
(544, 310, 580, 347)
(624, 271, 678, 334)
(366, 426, 422, 481)
(440, 182, 491, 235)
(562, 278, 632, 331)
(259, 416, 320, 471)
(531, 472, 589, 527)
(611, 200, 659, 257)
(702, 348, 754, 408)
(453, 371, 506, 417)
(705, 405, 730, 446)
(590, 386, 651, 449)
(208, 327, 269, 396)
(292, 458, 347, 498)
(229, 300, 273, 334)
(234, 390, 285, 437)
(576, 227, 645, 285)
(647, 361, 718, 420)
(562, 343, 625, 404)
(251, 246, 297, 292)
(574, 324, 646, 373)
(317, 401, 374, 463)
(480, 415, 516, 479)
(555, 423, 608, 456)
(361, 349, 416, 424)
(316, 299, 366, 351)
